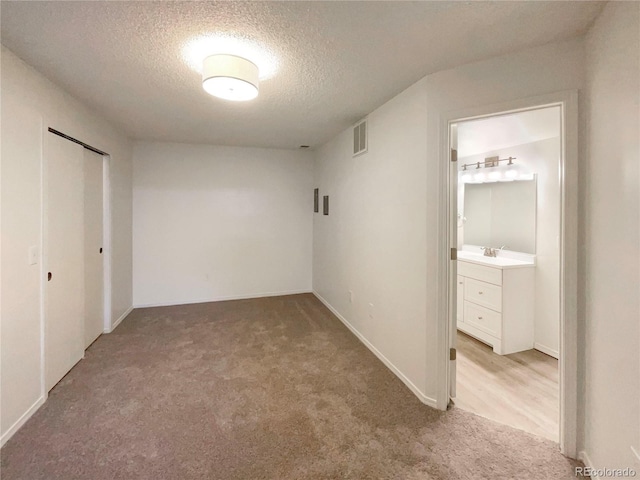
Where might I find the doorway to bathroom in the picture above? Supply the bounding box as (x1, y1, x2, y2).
(439, 92, 579, 455)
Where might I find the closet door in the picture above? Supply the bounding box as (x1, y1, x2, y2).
(45, 133, 85, 391)
(84, 149, 104, 348)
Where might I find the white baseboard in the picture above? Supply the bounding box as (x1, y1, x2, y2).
(578, 449, 640, 479)
(312, 291, 437, 409)
(1, 396, 46, 447)
(534, 342, 559, 359)
(105, 305, 133, 333)
(578, 450, 600, 480)
(133, 290, 312, 309)
(632, 445, 640, 464)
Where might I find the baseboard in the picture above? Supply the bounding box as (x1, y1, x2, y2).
(579, 449, 640, 479)
(133, 290, 312, 309)
(312, 291, 437, 409)
(534, 342, 559, 359)
(105, 305, 133, 333)
(631, 445, 640, 464)
(578, 450, 599, 480)
(1, 396, 46, 447)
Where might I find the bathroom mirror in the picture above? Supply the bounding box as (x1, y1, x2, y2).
(461, 179, 537, 254)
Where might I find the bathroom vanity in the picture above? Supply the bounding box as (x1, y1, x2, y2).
(456, 250, 535, 355)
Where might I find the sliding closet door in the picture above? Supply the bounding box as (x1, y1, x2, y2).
(45, 133, 85, 391)
(84, 149, 104, 348)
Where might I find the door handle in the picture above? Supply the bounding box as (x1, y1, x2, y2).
(48, 272, 52, 281)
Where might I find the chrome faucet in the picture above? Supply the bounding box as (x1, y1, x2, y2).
(481, 245, 508, 257)
(481, 246, 497, 257)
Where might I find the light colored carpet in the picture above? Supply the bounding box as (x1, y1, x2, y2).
(1, 294, 583, 479)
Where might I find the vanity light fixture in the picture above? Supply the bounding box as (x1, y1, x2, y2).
(462, 157, 514, 169)
(202, 54, 259, 101)
(461, 156, 516, 171)
(460, 156, 530, 183)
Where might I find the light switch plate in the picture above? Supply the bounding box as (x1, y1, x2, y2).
(28, 245, 39, 265)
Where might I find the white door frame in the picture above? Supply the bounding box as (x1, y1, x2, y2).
(102, 154, 112, 333)
(435, 90, 579, 458)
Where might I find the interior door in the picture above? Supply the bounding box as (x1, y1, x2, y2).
(84, 149, 104, 348)
(45, 133, 85, 391)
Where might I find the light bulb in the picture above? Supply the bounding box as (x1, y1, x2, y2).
(488, 170, 502, 181)
(505, 169, 518, 179)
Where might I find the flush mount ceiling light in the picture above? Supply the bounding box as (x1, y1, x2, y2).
(183, 34, 278, 79)
(202, 54, 259, 101)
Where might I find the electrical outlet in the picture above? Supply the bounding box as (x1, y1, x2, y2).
(368, 303, 374, 319)
(348, 290, 354, 303)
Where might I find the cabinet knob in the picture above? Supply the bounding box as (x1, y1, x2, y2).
(478, 316, 483, 320)
(47, 272, 52, 281)
(479, 291, 483, 295)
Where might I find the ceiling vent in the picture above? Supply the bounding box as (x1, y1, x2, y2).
(353, 118, 368, 157)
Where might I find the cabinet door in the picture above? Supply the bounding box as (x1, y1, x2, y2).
(456, 276, 465, 325)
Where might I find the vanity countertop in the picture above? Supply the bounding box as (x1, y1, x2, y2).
(457, 250, 535, 269)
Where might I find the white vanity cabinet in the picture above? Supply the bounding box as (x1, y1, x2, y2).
(456, 257, 535, 355)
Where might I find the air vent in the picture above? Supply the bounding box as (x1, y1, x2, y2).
(353, 119, 367, 157)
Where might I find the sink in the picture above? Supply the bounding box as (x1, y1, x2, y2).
(457, 250, 535, 268)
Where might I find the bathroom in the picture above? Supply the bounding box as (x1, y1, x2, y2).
(452, 106, 561, 442)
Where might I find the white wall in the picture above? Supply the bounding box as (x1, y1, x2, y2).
(581, 1, 640, 471)
(459, 137, 561, 357)
(133, 142, 313, 307)
(314, 38, 584, 405)
(1, 45, 133, 444)
(313, 79, 431, 400)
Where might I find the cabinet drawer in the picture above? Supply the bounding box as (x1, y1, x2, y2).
(464, 278, 502, 312)
(464, 302, 502, 339)
(457, 260, 502, 286)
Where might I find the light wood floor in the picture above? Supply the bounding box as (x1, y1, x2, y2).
(453, 331, 559, 442)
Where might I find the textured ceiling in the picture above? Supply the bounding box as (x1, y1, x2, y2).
(457, 107, 561, 158)
(1, 1, 603, 150)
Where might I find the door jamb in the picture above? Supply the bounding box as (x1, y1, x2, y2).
(435, 90, 579, 458)
(102, 154, 112, 333)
